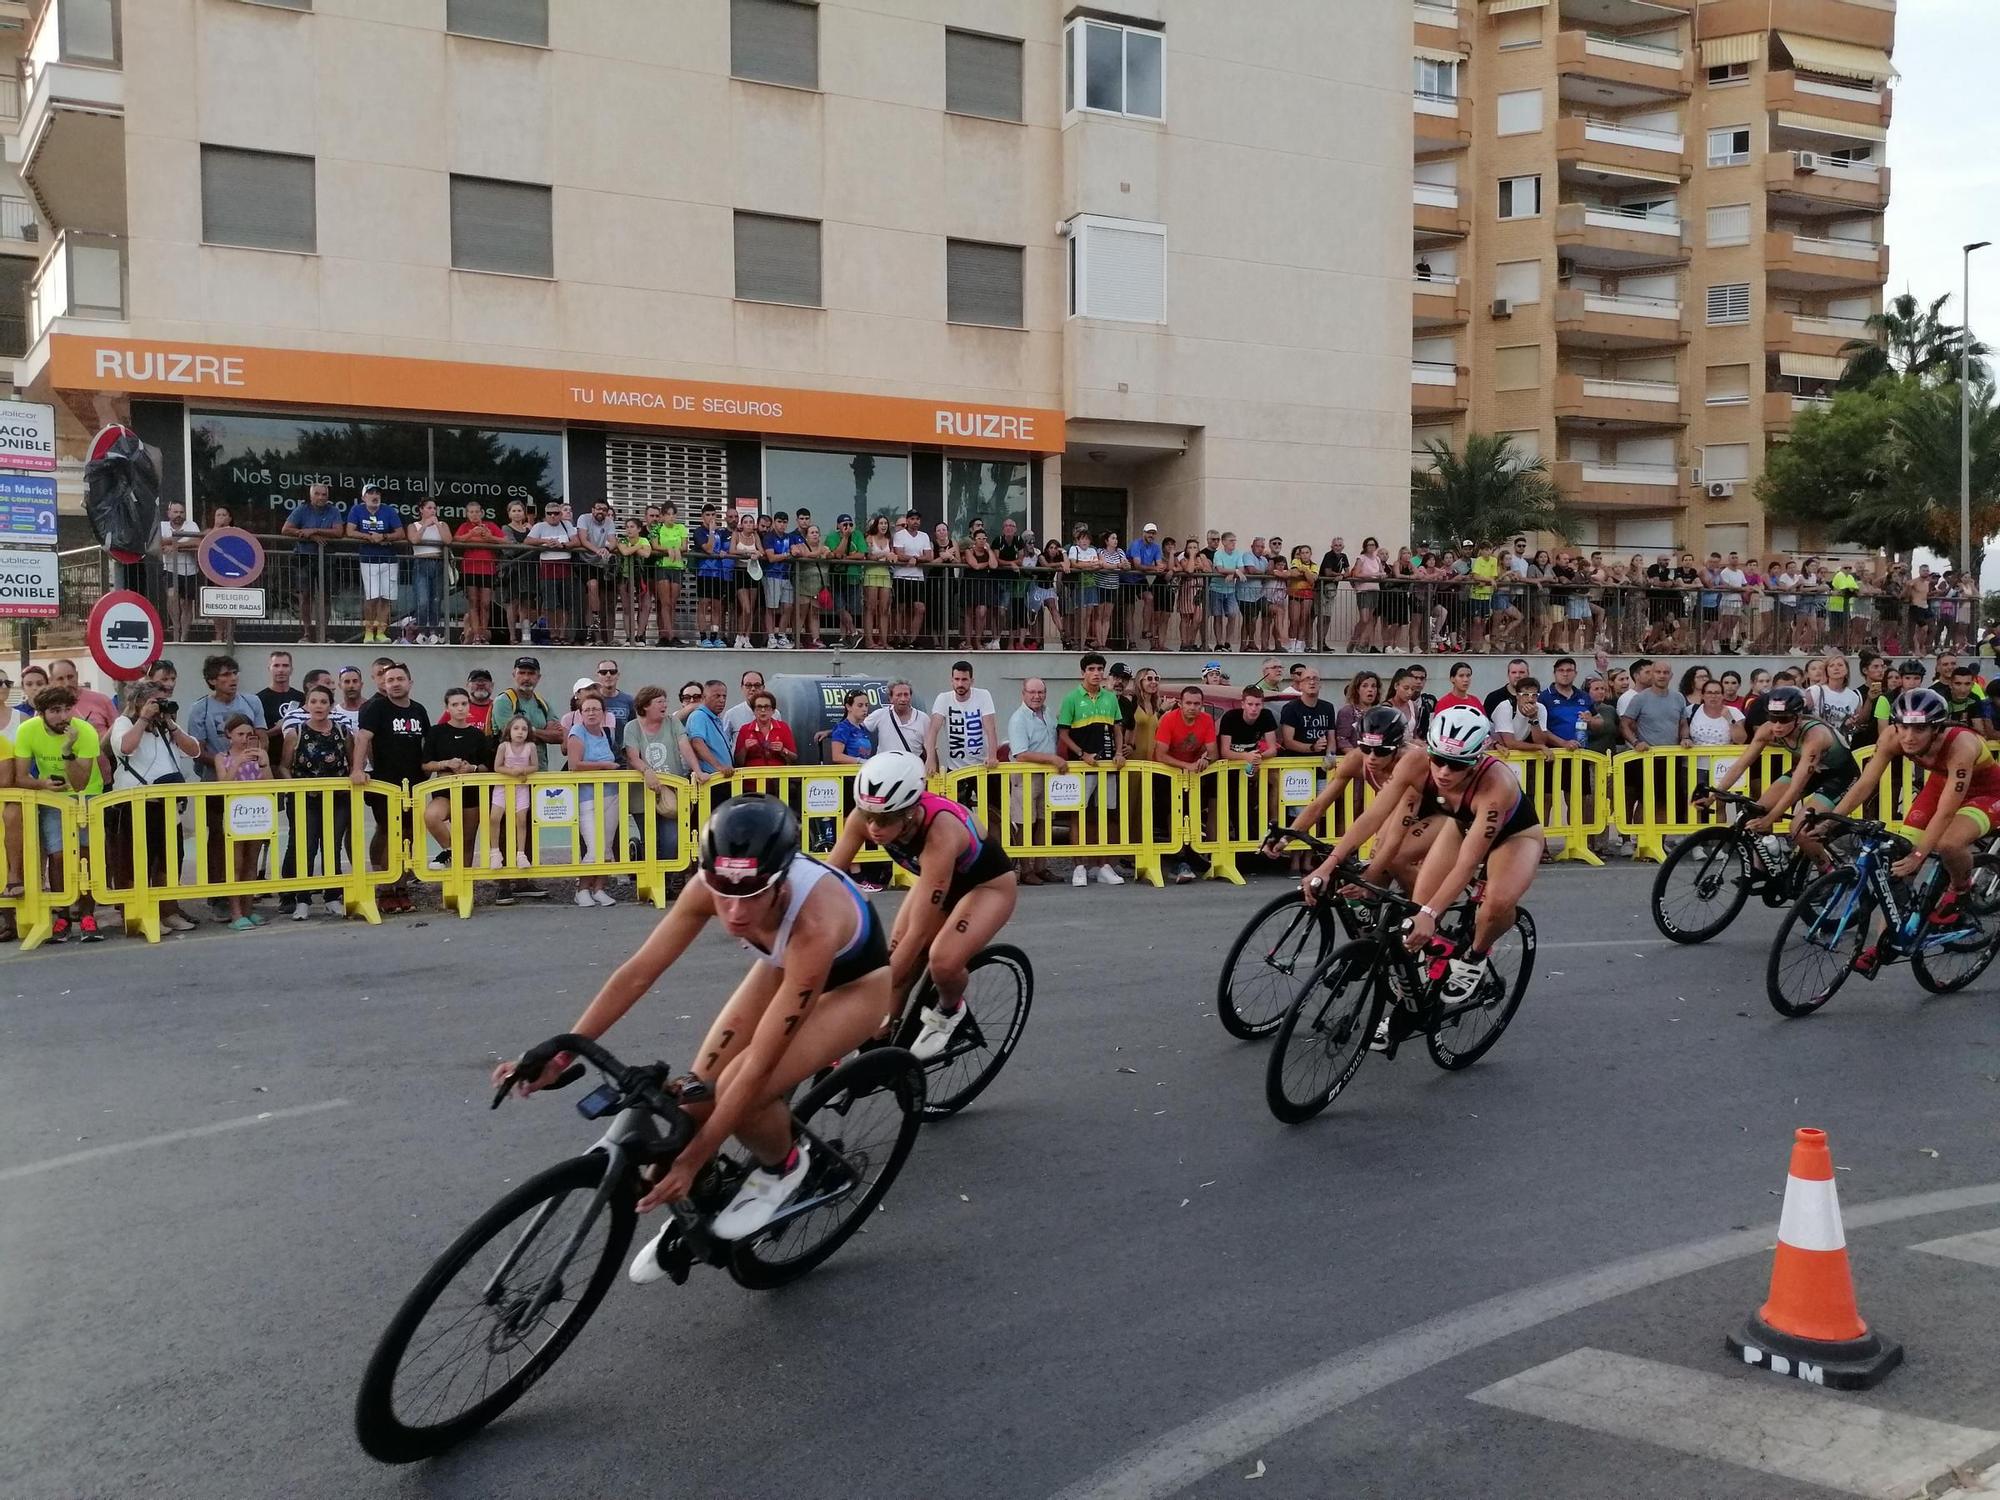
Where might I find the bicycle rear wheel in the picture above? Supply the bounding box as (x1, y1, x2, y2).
(1265, 941, 1381, 1124)
(1914, 855, 2000, 993)
(1217, 891, 1335, 1040)
(1767, 867, 1867, 1018)
(1428, 908, 1535, 1070)
(355, 1153, 634, 1463)
(1651, 827, 1753, 943)
(730, 1047, 924, 1289)
(900, 944, 1034, 1118)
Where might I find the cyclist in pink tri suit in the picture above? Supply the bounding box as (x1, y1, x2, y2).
(828, 750, 1017, 1060)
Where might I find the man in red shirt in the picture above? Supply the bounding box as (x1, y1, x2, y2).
(1434, 660, 1483, 714)
(1155, 684, 1218, 883)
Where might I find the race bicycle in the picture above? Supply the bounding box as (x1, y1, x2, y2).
(1765, 811, 2000, 1018)
(887, 945, 1034, 1119)
(1650, 787, 1823, 944)
(354, 1033, 923, 1463)
(1264, 865, 1536, 1122)
(1217, 829, 1525, 1040)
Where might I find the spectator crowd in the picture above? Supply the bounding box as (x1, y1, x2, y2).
(138, 500, 1988, 662)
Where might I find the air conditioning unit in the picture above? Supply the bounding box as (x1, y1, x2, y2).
(1794, 151, 1819, 173)
(1706, 480, 1737, 499)
(1558, 257, 1578, 279)
(1491, 297, 1513, 318)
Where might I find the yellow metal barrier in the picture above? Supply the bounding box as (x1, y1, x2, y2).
(941, 760, 1178, 887)
(1191, 758, 1340, 884)
(2, 788, 83, 951)
(86, 779, 403, 941)
(693, 764, 904, 883)
(412, 770, 696, 917)
(1496, 749, 1614, 865)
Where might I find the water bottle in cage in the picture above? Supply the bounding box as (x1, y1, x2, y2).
(1758, 834, 1790, 874)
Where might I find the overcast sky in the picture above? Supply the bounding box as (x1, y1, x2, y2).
(1883, 0, 2000, 331)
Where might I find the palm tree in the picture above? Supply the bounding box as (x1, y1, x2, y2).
(1411, 432, 1575, 546)
(1838, 291, 1990, 390)
(1861, 380, 2000, 570)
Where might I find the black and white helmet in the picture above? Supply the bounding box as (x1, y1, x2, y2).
(855, 750, 927, 813)
(1426, 704, 1492, 764)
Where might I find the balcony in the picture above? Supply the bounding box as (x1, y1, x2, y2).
(14, 0, 126, 234)
(0, 193, 37, 258)
(1412, 359, 1470, 413)
(1764, 148, 1889, 214)
(1413, 181, 1468, 240)
(1696, 0, 1894, 53)
(1767, 69, 1891, 129)
(1553, 459, 1684, 508)
(1554, 372, 1685, 428)
(1556, 30, 1692, 100)
(1556, 114, 1688, 180)
(1555, 201, 1689, 269)
(1554, 288, 1690, 349)
(1766, 310, 1870, 360)
(27, 229, 125, 348)
(1558, 0, 1693, 20)
(1414, 88, 1469, 151)
(1765, 230, 1889, 291)
(1414, 273, 1469, 328)
(1764, 389, 1836, 434)
(1414, 0, 1460, 51)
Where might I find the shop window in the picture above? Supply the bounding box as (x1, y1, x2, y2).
(201, 146, 316, 254)
(946, 458, 1030, 538)
(764, 447, 911, 529)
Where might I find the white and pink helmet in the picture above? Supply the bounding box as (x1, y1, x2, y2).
(1426, 704, 1492, 764)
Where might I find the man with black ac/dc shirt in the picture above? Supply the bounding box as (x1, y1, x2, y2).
(1218, 684, 1279, 841)
(352, 662, 432, 915)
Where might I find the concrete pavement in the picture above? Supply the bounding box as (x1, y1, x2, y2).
(4, 865, 1998, 1499)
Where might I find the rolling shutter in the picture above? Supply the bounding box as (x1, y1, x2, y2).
(604, 438, 728, 520)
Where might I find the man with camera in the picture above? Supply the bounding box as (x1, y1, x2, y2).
(108, 681, 203, 933)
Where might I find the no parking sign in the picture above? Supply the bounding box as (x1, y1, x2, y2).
(198, 527, 266, 586)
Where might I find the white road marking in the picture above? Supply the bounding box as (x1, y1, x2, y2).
(1046, 1186, 2000, 1500)
(1540, 938, 1673, 951)
(0, 1099, 353, 1184)
(1470, 1348, 2000, 1499)
(1912, 1227, 2000, 1269)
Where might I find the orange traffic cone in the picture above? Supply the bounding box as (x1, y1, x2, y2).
(1726, 1127, 1902, 1389)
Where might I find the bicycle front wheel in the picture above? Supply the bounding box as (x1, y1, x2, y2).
(1265, 941, 1381, 1124)
(355, 1153, 635, 1464)
(730, 1047, 924, 1290)
(1428, 908, 1535, 1070)
(902, 944, 1034, 1118)
(1651, 827, 1753, 943)
(1217, 891, 1335, 1040)
(1767, 866, 1867, 1018)
(1914, 854, 2000, 994)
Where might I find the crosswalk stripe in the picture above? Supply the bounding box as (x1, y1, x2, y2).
(1912, 1228, 2000, 1269)
(1469, 1348, 2000, 1499)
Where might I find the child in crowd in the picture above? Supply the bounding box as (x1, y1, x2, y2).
(218, 714, 272, 930)
(491, 714, 539, 868)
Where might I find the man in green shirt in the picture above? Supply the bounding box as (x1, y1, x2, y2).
(652, 501, 689, 647)
(15, 685, 103, 940)
(1828, 563, 1858, 650)
(1057, 652, 1127, 887)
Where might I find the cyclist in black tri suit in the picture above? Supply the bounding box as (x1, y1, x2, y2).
(1272, 704, 1446, 892)
(829, 750, 1017, 1060)
(1699, 683, 1855, 871)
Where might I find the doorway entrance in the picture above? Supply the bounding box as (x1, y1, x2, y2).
(1061, 486, 1127, 545)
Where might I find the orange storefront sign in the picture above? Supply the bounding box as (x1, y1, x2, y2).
(48, 335, 1065, 454)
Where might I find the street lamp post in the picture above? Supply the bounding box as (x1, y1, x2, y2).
(1963, 240, 1991, 580)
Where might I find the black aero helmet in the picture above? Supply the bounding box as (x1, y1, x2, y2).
(1357, 705, 1407, 752)
(1893, 687, 1950, 728)
(699, 795, 798, 896)
(1764, 684, 1807, 718)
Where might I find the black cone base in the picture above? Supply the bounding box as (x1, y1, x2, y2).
(1726, 1313, 1903, 1391)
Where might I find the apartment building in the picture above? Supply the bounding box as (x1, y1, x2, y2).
(1410, 0, 1894, 560)
(7, 0, 1412, 555)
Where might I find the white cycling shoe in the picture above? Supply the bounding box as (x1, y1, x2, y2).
(629, 1219, 681, 1285)
(909, 1003, 968, 1062)
(711, 1142, 813, 1241)
(1437, 956, 1490, 1006)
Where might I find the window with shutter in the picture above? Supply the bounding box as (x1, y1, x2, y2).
(446, 0, 547, 46)
(946, 30, 1023, 122)
(1495, 11, 1541, 49)
(1706, 203, 1751, 247)
(604, 437, 728, 520)
(734, 213, 822, 307)
(1068, 217, 1165, 323)
(201, 146, 316, 253)
(1494, 259, 1541, 305)
(1706, 126, 1751, 166)
(1704, 363, 1751, 405)
(1496, 90, 1543, 136)
(947, 241, 1025, 328)
(1494, 345, 1540, 390)
(732, 0, 818, 90)
(1701, 443, 1750, 483)
(1414, 58, 1459, 101)
(450, 176, 553, 277)
(1705, 283, 1750, 324)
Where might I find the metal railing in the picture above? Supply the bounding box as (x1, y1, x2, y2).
(1579, 118, 1684, 151)
(0, 73, 21, 122)
(51, 537, 1991, 658)
(0, 196, 37, 243)
(29, 229, 126, 345)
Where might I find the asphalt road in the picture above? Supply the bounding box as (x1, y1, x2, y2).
(6, 865, 2000, 1500)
